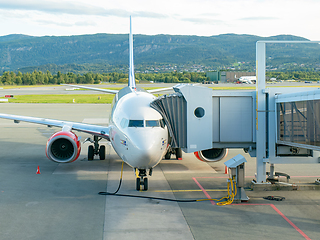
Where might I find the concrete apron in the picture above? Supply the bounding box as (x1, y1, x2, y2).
(102, 157, 194, 240)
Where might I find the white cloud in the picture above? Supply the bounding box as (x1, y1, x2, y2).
(239, 17, 279, 21)
(36, 19, 97, 27)
(0, 0, 167, 18)
(0, 0, 126, 16)
(0, 0, 319, 40)
(181, 17, 224, 25)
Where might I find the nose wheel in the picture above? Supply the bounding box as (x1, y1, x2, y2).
(136, 169, 148, 191)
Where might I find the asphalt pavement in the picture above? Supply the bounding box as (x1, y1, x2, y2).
(0, 102, 319, 240)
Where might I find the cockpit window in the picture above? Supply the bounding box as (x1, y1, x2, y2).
(120, 118, 129, 128)
(146, 120, 160, 127)
(128, 120, 144, 127)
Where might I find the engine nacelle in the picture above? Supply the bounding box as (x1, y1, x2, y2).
(46, 131, 81, 163)
(194, 148, 228, 162)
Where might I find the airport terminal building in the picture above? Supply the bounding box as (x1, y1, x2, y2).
(207, 71, 255, 83)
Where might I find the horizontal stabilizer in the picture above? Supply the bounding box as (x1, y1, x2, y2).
(147, 87, 173, 93)
(61, 84, 118, 94)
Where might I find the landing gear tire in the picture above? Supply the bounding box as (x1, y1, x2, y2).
(165, 150, 171, 159)
(86, 136, 106, 161)
(99, 145, 106, 160)
(143, 178, 148, 191)
(136, 169, 148, 191)
(88, 145, 94, 161)
(175, 148, 182, 159)
(136, 178, 141, 191)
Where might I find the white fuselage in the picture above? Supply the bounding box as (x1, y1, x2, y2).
(109, 87, 169, 170)
(238, 76, 256, 84)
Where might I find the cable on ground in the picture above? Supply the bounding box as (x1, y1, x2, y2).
(263, 196, 285, 201)
(98, 162, 237, 205)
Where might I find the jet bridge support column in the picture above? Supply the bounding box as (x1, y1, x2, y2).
(256, 41, 267, 183)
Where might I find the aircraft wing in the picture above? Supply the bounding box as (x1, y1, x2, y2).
(147, 84, 197, 94)
(0, 113, 110, 141)
(62, 84, 119, 94)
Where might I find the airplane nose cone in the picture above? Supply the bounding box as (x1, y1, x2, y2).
(128, 130, 166, 168)
(135, 134, 158, 151)
(134, 136, 160, 159)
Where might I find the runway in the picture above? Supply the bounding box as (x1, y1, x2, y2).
(0, 81, 319, 97)
(0, 84, 174, 96)
(0, 103, 320, 240)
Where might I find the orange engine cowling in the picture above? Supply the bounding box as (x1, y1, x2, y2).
(194, 148, 228, 162)
(46, 131, 81, 163)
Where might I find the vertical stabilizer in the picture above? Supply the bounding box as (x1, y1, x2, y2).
(128, 16, 136, 89)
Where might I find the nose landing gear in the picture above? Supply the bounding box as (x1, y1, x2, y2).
(136, 169, 150, 191)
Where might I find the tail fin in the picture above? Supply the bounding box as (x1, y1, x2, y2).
(128, 16, 136, 89)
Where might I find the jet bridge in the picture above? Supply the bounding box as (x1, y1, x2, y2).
(151, 84, 320, 183)
(151, 84, 256, 154)
(276, 90, 320, 152)
(267, 88, 320, 163)
(152, 40, 320, 184)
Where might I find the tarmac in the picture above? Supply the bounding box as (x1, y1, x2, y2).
(0, 103, 320, 240)
(0, 81, 320, 96)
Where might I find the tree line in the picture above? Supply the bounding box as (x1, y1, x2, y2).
(1, 70, 320, 86)
(0, 70, 209, 85)
(266, 71, 320, 81)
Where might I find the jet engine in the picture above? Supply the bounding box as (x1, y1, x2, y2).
(194, 148, 228, 162)
(46, 131, 81, 163)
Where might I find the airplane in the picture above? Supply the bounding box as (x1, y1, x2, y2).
(237, 76, 256, 84)
(0, 17, 171, 191)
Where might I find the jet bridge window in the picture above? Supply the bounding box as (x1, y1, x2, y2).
(278, 100, 320, 147)
(146, 120, 160, 127)
(128, 120, 144, 127)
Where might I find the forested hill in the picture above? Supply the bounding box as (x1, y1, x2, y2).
(0, 33, 319, 73)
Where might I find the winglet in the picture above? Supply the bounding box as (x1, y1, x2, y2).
(128, 16, 136, 90)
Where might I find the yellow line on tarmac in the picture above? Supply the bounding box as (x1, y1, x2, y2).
(154, 189, 228, 193)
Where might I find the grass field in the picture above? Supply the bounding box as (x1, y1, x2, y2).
(0, 84, 319, 103)
(1, 94, 115, 104)
(0, 85, 61, 89)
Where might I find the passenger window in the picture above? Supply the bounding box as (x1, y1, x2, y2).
(146, 120, 160, 127)
(128, 120, 144, 127)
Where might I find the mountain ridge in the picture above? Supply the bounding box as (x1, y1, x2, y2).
(0, 33, 318, 73)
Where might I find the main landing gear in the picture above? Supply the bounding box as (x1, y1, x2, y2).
(85, 136, 105, 161)
(165, 147, 182, 160)
(136, 168, 152, 191)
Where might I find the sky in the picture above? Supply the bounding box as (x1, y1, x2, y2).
(0, 0, 320, 40)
